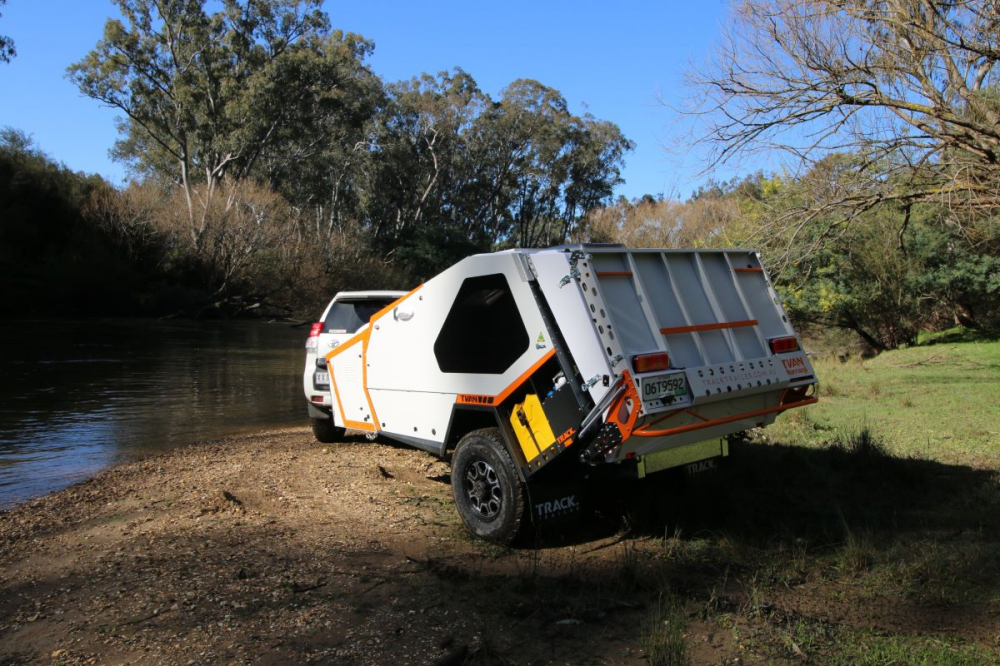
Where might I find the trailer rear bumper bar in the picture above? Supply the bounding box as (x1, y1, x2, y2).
(631, 389, 817, 439)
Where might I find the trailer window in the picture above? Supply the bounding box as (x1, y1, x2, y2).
(434, 273, 529, 374)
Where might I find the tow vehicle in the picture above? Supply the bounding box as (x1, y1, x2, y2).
(323, 245, 818, 543)
(303, 291, 406, 442)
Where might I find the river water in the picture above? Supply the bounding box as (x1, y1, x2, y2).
(0, 319, 307, 509)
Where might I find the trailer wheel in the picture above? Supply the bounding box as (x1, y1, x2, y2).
(451, 428, 527, 545)
(311, 418, 344, 444)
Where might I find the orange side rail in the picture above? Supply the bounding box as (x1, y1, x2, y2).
(660, 319, 758, 335)
(631, 396, 818, 438)
(734, 267, 763, 273)
(596, 270, 634, 277)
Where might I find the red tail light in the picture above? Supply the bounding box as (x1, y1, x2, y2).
(632, 352, 670, 373)
(769, 336, 799, 354)
(309, 322, 324, 337)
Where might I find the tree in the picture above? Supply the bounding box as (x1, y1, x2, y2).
(686, 0, 1000, 261)
(67, 0, 375, 250)
(0, 0, 14, 63)
(471, 79, 633, 248)
(333, 73, 632, 278)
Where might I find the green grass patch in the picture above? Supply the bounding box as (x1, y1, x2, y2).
(641, 594, 689, 666)
(827, 630, 995, 666)
(769, 339, 1000, 467)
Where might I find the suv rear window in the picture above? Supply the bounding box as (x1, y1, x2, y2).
(324, 300, 393, 334)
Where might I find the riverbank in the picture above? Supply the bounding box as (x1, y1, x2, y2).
(0, 318, 304, 510)
(2, 423, 998, 665)
(1, 427, 668, 665)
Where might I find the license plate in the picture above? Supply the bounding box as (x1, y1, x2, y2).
(314, 371, 330, 387)
(640, 372, 687, 402)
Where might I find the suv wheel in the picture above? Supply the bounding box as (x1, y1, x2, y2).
(311, 418, 345, 444)
(451, 428, 527, 545)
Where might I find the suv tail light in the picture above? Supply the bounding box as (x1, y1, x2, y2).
(305, 322, 324, 350)
(632, 352, 670, 373)
(769, 336, 799, 354)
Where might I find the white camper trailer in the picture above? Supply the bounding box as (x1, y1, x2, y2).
(324, 245, 818, 543)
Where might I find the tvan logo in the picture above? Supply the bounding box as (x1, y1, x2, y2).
(781, 356, 809, 376)
(457, 394, 494, 405)
(535, 495, 579, 518)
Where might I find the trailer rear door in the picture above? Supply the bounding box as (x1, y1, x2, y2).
(529, 247, 815, 416)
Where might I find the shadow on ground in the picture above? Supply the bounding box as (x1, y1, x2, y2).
(3, 430, 998, 665)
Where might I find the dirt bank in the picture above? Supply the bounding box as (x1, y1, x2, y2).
(2, 428, 998, 665)
(0, 429, 703, 665)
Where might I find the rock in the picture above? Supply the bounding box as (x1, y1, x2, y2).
(220, 490, 242, 506)
(433, 645, 468, 666)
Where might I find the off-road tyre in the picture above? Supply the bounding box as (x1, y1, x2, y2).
(451, 428, 528, 545)
(311, 417, 345, 444)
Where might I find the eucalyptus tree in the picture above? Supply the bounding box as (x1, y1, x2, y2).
(471, 79, 633, 248)
(0, 0, 14, 63)
(356, 73, 631, 277)
(686, 0, 1000, 263)
(68, 0, 376, 250)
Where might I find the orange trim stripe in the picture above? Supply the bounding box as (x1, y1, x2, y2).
(361, 285, 422, 430)
(327, 336, 376, 432)
(325, 286, 423, 433)
(369, 285, 423, 326)
(494, 349, 557, 405)
(325, 329, 366, 362)
(596, 270, 633, 277)
(660, 319, 758, 335)
(454, 349, 557, 406)
(632, 397, 818, 438)
(734, 267, 763, 273)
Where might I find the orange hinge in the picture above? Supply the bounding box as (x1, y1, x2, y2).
(607, 370, 642, 442)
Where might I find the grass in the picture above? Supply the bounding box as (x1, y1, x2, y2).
(601, 336, 1000, 664)
(828, 631, 995, 666)
(767, 337, 1000, 467)
(406, 335, 1000, 665)
(641, 596, 689, 666)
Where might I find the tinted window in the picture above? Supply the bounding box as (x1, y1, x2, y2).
(324, 300, 393, 333)
(434, 273, 529, 374)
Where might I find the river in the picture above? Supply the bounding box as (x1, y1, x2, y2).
(0, 319, 307, 509)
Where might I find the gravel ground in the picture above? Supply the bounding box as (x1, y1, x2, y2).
(0, 428, 688, 666)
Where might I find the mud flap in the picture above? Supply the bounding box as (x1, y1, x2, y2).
(524, 479, 588, 527)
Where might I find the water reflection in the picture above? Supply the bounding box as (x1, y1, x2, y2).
(0, 319, 305, 508)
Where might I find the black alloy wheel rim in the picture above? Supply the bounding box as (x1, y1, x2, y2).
(464, 459, 502, 520)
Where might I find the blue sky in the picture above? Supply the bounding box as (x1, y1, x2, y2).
(0, 0, 737, 199)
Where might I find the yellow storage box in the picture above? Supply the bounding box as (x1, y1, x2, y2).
(509, 394, 555, 462)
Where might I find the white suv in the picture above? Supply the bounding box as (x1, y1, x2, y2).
(303, 291, 407, 442)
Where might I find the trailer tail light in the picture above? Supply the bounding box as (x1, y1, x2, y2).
(632, 352, 670, 373)
(769, 336, 799, 354)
